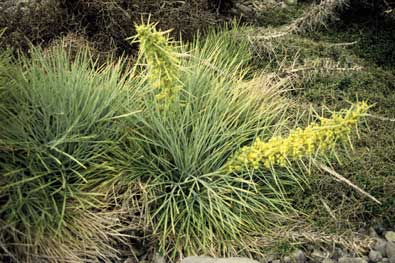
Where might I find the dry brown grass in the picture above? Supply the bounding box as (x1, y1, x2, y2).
(0, 0, 222, 54)
(0, 182, 146, 263)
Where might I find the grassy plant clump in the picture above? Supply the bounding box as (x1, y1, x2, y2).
(0, 47, 139, 262)
(0, 19, 375, 260)
(116, 25, 292, 257)
(112, 23, 370, 259)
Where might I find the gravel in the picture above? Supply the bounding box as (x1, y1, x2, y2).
(368, 250, 383, 262)
(386, 242, 395, 258)
(177, 227, 395, 263)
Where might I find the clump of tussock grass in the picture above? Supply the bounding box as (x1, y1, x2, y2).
(0, 46, 142, 262)
(109, 23, 370, 259)
(112, 25, 299, 258)
(0, 21, 374, 261)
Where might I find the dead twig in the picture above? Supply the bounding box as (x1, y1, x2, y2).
(317, 162, 382, 205)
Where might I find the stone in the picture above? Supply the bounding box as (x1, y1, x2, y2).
(368, 250, 382, 262)
(283, 256, 292, 263)
(260, 255, 275, 262)
(181, 256, 214, 263)
(369, 227, 379, 238)
(153, 253, 166, 263)
(181, 256, 260, 263)
(338, 257, 367, 263)
(290, 249, 306, 263)
(385, 231, 395, 242)
(333, 248, 346, 260)
(374, 238, 388, 257)
(386, 242, 395, 258)
(123, 257, 138, 263)
(322, 259, 336, 263)
(389, 256, 395, 263)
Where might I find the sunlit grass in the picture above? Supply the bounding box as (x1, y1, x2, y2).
(0, 45, 141, 262)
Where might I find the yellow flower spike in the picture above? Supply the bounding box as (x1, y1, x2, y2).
(224, 102, 369, 173)
(129, 20, 182, 108)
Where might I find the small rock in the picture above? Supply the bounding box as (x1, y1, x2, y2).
(259, 255, 275, 263)
(181, 256, 260, 263)
(123, 257, 138, 263)
(389, 256, 395, 263)
(369, 227, 379, 238)
(374, 238, 388, 257)
(181, 256, 214, 263)
(368, 250, 382, 262)
(385, 231, 395, 242)
(283, 256, 292, 263)
(386, 242, 395, 258)
(322, 259, 336, 263)
(333, 248, 347, 260)
(338, 257, 367, 263)
(291, 249, 306, 263)
(153, 253, 166, 263)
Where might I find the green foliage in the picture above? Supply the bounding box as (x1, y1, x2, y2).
(279, 19, 395, 227)
(114, 25, 367, 258)
(0, 19, 380, 261)
(0, 46, 138, 261)
(116, 26, 299, 257)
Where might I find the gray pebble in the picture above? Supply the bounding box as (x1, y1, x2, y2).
(283, 256, 292, 263)
(387, 242, 395, 258)
(181, 256, 260, 263)
(389, 256, 395, 263)
(338, 257, 367, 263)
(333, 248, 347, 260)
(123, 257, 137, 263)
(369, 227, 379, 238)
(374, 238, 388, 257)
(368, 250, 382, 262)
(291, 249, 306, 263)
(153, 254, 166, 263)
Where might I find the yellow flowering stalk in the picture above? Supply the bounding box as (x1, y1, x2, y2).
(129, 20, 182, 106)
(225, 102, 369, 172)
